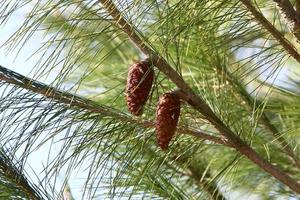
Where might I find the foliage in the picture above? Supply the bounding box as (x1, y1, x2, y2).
(0, 0, 300, 199)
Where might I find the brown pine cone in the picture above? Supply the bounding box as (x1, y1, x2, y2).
(156, 92, 181, 150)
(126, 60, 154, 116)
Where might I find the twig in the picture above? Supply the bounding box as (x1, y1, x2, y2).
(0, 65, 228, 148)
(240, 0, 300, 63)
(99, 0, 300, 193)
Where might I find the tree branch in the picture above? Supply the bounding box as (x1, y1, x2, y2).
(0, 150, 43, 200)
(236, 0, 300, 169)
(219, 65, 300, 170)
(0, 65, 228, 148)
(240, 0, 300, 63)
(98, 0, 300, 194)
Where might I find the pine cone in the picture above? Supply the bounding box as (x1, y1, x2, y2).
(126, 60, 154, 116)
(156, 92, 181, 150)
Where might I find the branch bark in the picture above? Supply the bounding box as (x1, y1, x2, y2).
(98, 0, 300, 194)
(240, 0, 300, 63)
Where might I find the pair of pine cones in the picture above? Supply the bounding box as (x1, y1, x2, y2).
(126, 59, 181, 150)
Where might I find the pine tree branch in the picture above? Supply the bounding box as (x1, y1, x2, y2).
(98, 0, 300, 194)
(240, 0, 300, 63)
(0, 64, 230, 199)
(232, 0, 300, 169)
(0, 150, 43, 200)
(0, 65, 228, 148)
(219, 66, 300, 170)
